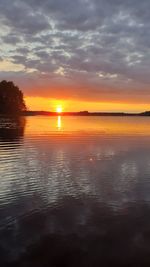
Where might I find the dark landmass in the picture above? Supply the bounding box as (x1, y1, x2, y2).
(140, 111, 150, 116)
(20, 110, 150, 116)
(0, 80, 26, 114)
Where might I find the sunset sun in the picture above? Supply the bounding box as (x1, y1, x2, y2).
(56, 106, 63, 113)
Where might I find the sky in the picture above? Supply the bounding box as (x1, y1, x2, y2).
(0, 0, 150, 112)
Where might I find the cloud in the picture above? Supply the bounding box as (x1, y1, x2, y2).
(0, 0, 50, 34)
(0, 0, 150, 104)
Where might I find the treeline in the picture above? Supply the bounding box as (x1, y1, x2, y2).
(0, 80, 26, 114)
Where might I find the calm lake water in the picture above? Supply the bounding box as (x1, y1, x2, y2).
(1, 116, 150, 266)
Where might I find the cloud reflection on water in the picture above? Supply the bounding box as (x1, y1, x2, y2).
(0, 116, 150, 266)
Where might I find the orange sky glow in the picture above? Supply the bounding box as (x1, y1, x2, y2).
(25, 96, 150, 113)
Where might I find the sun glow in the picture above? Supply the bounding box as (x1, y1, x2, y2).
(25, 97, 150, 113)
(56, 106, 63, 113)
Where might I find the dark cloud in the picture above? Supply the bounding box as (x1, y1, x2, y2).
(2, 34, 21, 44)
(0, 0, 150, 103)
(0, 0, 50, 34)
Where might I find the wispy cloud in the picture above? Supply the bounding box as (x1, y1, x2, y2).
(0, 0, 150, 103)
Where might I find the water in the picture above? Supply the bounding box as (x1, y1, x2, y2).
(1, 116, 150, 266)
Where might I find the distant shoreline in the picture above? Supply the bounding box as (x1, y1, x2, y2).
(20, 111, 150, 117)
(1, 111, 150, 117)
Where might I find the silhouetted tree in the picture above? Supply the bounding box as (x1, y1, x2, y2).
(0, 80, 26, 114)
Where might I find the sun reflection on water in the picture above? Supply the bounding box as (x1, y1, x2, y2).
(57, 116, 62, 130)
(25, 116, 150, 136)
